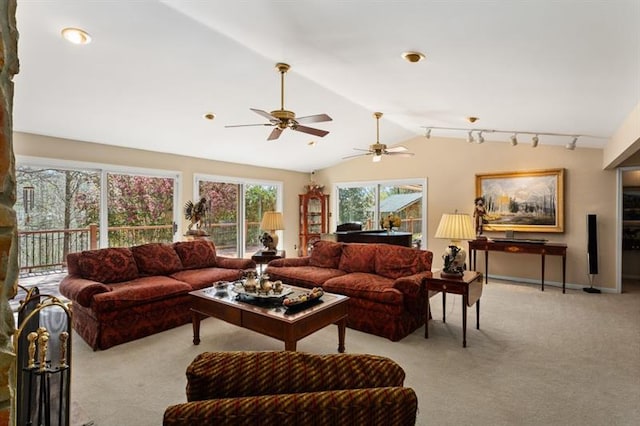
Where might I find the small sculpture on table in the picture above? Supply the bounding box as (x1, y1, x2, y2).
(259, 232, 276, 254)
(473, 197, 487, 239)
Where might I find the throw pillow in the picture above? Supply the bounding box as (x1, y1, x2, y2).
(309, 240, 343, 269)
(77, 247, 139, 284)
(375, 244, 421, 279)
(132, 243, 183, 276)
(338, 243, 377, 274)
(173, 240, 217, 269)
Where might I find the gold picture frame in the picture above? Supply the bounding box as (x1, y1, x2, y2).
(475, 168, 565, 233)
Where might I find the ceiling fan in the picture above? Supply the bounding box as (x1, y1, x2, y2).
(343, 112, 415, 162)
(225, 63, 332, 141)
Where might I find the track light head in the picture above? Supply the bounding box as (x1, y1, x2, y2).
(467, 131, 474, 143)
(425, 128, 432, 139)
(566, 136, 578, 150)
(531, 134, 539, 148)
(510, 134, 518, 146)
(477, 131, 485, 144)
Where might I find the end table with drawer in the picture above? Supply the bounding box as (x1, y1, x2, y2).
(425, 270, 483, 347)
(251, 250, 285, 273)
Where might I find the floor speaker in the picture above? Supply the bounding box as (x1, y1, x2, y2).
(585, 214, 600, 293)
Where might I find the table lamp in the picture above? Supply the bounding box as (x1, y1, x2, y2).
(260, 211, 284, 253)
(434, 212, 476, 277)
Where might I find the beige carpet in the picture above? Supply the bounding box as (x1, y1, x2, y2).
(69, 279, 640, 426)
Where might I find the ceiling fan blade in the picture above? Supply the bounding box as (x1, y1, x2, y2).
(250, 108, 279, 122)
(386, 145, 409, 153)
(386, 152, 415, 157)
(342, 152, 372, 159)
(296, 113, 333, 124)
(225, 123, 274, 128)
(351, 148, 371, 152)
(267, 127, 284, 141)
(294, 125, 329, 138)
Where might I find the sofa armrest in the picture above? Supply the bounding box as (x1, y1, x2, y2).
(267, 257, 310, 267)
(393, 271, 433, 299)
(163, 387, 417, 426)
(185, 351, 405, 401)
(59, 275, 111, 308)
(215, 256, 256, 270)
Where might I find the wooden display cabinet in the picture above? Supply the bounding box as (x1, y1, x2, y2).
(299, 186, 330, 256)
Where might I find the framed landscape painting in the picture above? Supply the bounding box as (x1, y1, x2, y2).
(475, 168, 565, 233)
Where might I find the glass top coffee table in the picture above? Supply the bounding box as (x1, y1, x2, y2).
(189, 284, 349, 352)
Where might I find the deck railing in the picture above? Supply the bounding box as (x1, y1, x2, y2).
(17, 222, 263, 274)
(18, 224, 174, 274)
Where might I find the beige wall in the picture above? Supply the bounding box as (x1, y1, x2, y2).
(317, 135, 616, 290)
(13, 130, 619, 290)
(603, 101, 640, 169)
(13, 132, 311, 257)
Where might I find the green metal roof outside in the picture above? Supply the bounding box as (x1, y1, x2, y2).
(379, 193, 421, 213)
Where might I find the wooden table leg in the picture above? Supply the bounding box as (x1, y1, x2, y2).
(462, 294, 468, 348)
(484, 250, 489, 283)
(425, 298, 430, 339)
(541, 253, 546, 291)
(562, 254, 566, 294)
(442, 292, 447, 322)
(191, 311, 201, 345)
(337, 318, 346, 353)
(476, 299, 480, 330)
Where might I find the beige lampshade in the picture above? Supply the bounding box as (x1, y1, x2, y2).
(260, 211, 285, 231)
(434, 213, 475, 243)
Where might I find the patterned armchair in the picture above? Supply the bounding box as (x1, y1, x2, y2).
(163, 351, 418, 425)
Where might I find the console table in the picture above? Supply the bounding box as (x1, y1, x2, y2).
(468, 239, 567, 293)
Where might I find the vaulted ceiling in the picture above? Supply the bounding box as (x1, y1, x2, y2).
(13, 0, 640, 172)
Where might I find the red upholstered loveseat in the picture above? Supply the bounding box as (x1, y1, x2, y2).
(265, 241, 433, 341)
(60, 240, 255, 350)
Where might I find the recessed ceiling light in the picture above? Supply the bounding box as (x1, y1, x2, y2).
(61, 27, 92, 45)
(203, 113, 216, 121)
(467, 116, 479, 123)
(308, 140, 317, 147)
(401, 51, 425, 63)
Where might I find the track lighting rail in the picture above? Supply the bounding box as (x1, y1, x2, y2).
(422, 126, 605, 150)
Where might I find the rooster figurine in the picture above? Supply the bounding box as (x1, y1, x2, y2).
(184, 197, 208, 235)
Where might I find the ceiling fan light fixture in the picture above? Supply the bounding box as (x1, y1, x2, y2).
(61, 27, 91, 45)
(402, 51, 425, 63)
(373, 154, 382, 162)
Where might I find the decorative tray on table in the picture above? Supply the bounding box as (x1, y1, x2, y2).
(282, 287, 324, 313)
(234, 286, 293, 300)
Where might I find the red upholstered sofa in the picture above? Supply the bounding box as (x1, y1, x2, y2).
(265, 241, 433, 341)
(60, 240, 255, 350)
(164, 351, 418, 425)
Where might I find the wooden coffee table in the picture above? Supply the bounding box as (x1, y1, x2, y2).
(189, 284, 349, 352)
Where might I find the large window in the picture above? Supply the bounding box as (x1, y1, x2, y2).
(16, 157, 180, 274)
(196, 175, 282, 258)
(336, 179, 427, 247)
